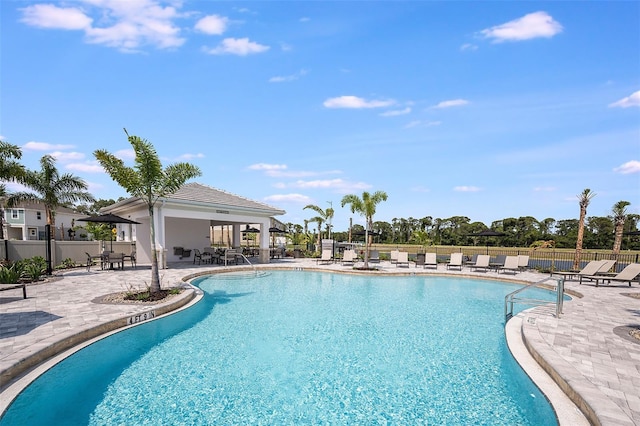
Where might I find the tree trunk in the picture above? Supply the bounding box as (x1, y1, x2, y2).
(612, 221, 624, 256)
(149, 205, 161, 293)
(572, 208, 586, 270)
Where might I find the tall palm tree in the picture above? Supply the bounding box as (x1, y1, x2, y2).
(303, 203, 334, 252)
(95, 130, 201, 293)
(572, 188, 596, 270)
(0, 141, 27, 240)
(611, 200, 630, 256)
(341, 190, 388, 269)
(6, 154, 94, 232)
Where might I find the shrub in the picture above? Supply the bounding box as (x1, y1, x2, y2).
(23, 256, 47, 282)
(0, 262, 25, 284)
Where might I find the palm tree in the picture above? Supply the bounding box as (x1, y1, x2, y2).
(6, 154, 94, 232)
(572, 188, 596, 270)
(611, 200, 630, 256)
(0, 141, 27, 240)
(94, 130, 201, 293)
(341, 190, 388, 269)
(303, 203, 334, 252)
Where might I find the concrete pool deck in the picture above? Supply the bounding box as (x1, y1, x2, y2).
(0, 258, 638, 425)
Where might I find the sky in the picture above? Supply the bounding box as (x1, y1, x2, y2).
(1, 0, 639, 232)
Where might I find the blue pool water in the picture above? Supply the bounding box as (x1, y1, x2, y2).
(1, 271, 558, 425)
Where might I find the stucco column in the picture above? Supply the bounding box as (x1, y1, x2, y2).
(259, 220, 270, 264)
(231, 223, 241, 248)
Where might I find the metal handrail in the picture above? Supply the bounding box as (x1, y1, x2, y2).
(504, 277, 564, 321)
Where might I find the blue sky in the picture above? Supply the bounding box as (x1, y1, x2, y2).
(1, 1, 639, 232)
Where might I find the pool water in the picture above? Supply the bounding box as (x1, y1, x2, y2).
(1, 271, 558, 425)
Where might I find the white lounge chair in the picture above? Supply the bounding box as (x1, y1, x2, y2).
(317, 249, 333, 264)
(499, 256, 520, 274)
(579, 259, 617, 284)
(424, 252, 438, 269)
(517, 255, 529, 271)
(447, 252, 463, 270)
(553, 260, 605, 281)
(390, 250, 399, 264)
(471, 254, 491, 272)
(342, 249, 357, 266)
(584, 263, 640, 287)
(396, 251, 410, 268)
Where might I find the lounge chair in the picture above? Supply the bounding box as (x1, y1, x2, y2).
(552, 260, 605, 281)
(579, 259, 617, 284)
(317, 249, 333, 265)
(396, 251, 410, 268)
(471, 254, 491, 272)
(390, 250, 399, 264)
(342, 249, 357, 266)
(369, 250, 380, 263)
(517, 255, 529, 271)
(583, 263, 640, 287)
(447, 252, 463, 270)
(499, 256, 519, 274)
(424, 252, 438, 269)
(491, 254, 507, 269)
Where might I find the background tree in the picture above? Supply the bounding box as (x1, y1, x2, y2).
(95, 130, 201, 294)
(6, 155, 94, 232)
(573, 188, 596, 269)
(611, 201, 630, 255)
(0, 141, 27, 240)
(341, 190, 388, 268)
(303, 203, 334, 252)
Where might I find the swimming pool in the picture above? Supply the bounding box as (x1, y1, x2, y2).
(1, 271, 558, 425)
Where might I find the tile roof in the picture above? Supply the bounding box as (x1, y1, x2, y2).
(162, 182, 285, 214)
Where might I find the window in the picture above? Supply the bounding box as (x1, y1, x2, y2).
(11, 209, 19, 219)
(36, 211, 42, 220)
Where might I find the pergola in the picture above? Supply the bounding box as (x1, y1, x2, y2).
(101, 182, 286, 266)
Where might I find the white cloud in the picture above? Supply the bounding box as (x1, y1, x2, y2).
(178, 153, 205, 160)
(411, 186, 430, 193)
(613, 160, 640, 174)
(248, 163, 287, 171)
(22, 141, 75, 151)
(20, 1, 186, 52)
(65, 162, 104, 173)
(300, 17, 310, 23)
(264, 193, 312, 203)
(380, 107, 411, 117)
(608, 90, 640, 108)
(20, 4, 92, 30)
(292, 179, 371, 193)
(203, 37, 269, 56)
(460, 43, 478, 51)
(323, 96, 395, 109)
(194, 15, 228, 35)
(404, 120, 441, 129)
(269, 69, 308, 83)
(115, 149, 136, 160)
(50, 151, 85, 162)
(454, 186, 482, 192)
(533, 186, 557, 192)
(479, 11, 563, 43)
(432, 99, 469, 109)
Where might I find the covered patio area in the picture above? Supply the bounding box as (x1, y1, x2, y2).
(101, 182, 285, 267)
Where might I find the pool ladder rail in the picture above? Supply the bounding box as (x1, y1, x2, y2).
(504, 277, 565, 321)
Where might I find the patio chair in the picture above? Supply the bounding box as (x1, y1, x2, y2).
(193, 249, 211, 265)
(369, 250, 380, 263)
(342, 249, 357, 266)
(390, 250, 399, 264)
(517, 255, 529, 271)
(583, 263, 640, 287)
(499, 256, 519, 274)
(104, 252, 124, 270)
(552, 260, 605, 281)
(447, 252, 463, 270)
(223, 248, 241, 265)
(317, 249, 333, 265)
(579, 259, 617, 284)
(471, 254, 491, 272)
(396, 251, 410, 268)
(85, 252, 102, 272)
(122, 250, 136, 269)
(424, 252, 438, 269)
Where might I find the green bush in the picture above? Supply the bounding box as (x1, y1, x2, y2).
(23, 256, 47, 282)
(0, 262, 25, 284)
